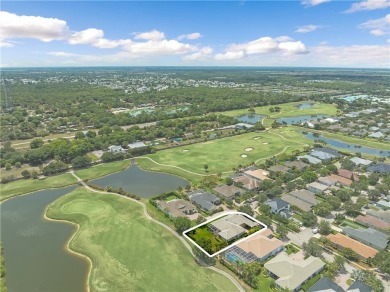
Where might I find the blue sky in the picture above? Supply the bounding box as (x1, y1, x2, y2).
(1, 1, 389, 67)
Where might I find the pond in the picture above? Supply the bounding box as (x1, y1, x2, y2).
(297, 103, 313, 110)
(237, 114, 264, 124)
(276, 114, 328, 125)
(340, 95, 369, 102)
(303, 132, 390, 157)
(0, 186, 89, 292)
(90, 165, 189, 198)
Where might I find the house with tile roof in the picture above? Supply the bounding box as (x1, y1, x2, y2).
(327, 233, 378, 260)
(350, 157, 372, 166)
(213, 184, 245, 200)
(329, 174, 353, 187)
(342, 227, 388, 250)
(284, 160, 309, 171)
(156, 199, 196, 218)
(307, 277, 344, 292)
(307, 182, 329, 194)
(264, 252, 325, 292)
(355, 215, 390, 232)
(298, 155, 322, 164)
(209, 214, 259, 242)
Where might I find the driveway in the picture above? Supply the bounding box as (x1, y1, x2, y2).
(287, 227, 316, 246)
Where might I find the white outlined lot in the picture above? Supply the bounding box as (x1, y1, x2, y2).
(183, 211, 267, 257)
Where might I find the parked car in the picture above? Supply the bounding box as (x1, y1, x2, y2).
(312, 228, 318, 234)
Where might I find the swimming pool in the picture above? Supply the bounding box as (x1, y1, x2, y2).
(226, 253, 241, 263)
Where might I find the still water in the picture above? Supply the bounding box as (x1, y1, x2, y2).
(276, 114, 328, 125)
(0, 186, 89, 292)
(237, 114, 264, 124)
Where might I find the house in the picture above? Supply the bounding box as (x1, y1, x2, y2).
(209, 214, 259, 242)
(307, 277, 344, 292)
(368, 131, 384, 139)
(264, 252, 325, 292)
(376, 200, 390, 209)
(244, 169, 270, 182)
(226, 229, 284, 263)
(317, 176, 337, 187)
(108, 145, 126, 153)
(307, 182, 329, 194)
(264, 198, 290, 217)
(128, 141, 147, 149)
(281, 195, 313, 212)
(188, 190, 220, 212)
(213, 185, 245, 200)
(156, 199, 196, 218)
(355, 215, 390, 232)
(235, 123, 255, 130)
(342, 227, 388, 250)
(337, 169, 359, 181)
(268, 165, 290, 174)
(367, 163, 390, 174)
(329, 174, 353, 187)
(350, 157, 372, 166)
(327, 233, 378, 260)
(284, 160, 309, 171)
(347, 280, 373, 292)
(289, 189, 319, 206)
(366, 210, 390, 223)
(233, 174, 261, 191)
(298, 155, 322, 164)
(310, 150, 337, 161)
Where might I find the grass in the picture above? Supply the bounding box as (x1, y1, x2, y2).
(219, 102, 338, 118)
(285, 244, 300, 255)
(46, 188, 238, 292)
(1, 164, 40, 179)
(165, 195, 177, 202)
(340, 219, 367, 229)
(75, 160, 130, 181)
(188, 226, 225, 254)
(301, 273, 322, 291)
(254, 273, 273, 292)
(144, 129, 312, 174)
(0, 173, 77, 202)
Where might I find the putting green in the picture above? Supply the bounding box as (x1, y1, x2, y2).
(47, 188, 238, 292)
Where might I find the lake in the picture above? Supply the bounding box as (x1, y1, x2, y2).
(90, 165, 188, 198)
(297, 103, 314, 110)
(237, 114, 264, 124)
(0, 186, 89, 292)
(303, 132, 390, 157)
(276, 114, 328, 125)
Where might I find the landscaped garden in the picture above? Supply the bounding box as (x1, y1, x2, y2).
(187, 226, 227, 255)
(46, 188, 238, 291)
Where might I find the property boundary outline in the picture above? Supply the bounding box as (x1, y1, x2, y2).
(183, 211, 267, 257)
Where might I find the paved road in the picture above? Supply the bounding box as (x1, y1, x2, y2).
(70, 171, 245, 292)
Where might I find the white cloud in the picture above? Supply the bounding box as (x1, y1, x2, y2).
(183, 46, 212, 61)
(0, 11, 69, 42)
(345, 0, 390, 13)
(134, 30, 165, 41)
(68, 28, 131, 48)
(359, 14, 390, 36)
(177, 32, 202, 40)
(47, 51, 79, 57)
(301, 0, 331, 7)
(0, 40, 15, 47)
(214, 36, 308, 61)
(295, 25, 320, 33)
(122, 39, 196, 55)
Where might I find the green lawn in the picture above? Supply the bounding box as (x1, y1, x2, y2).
(188, 226, 225, 254)
(75, 160, 130, 181)
(0, 173, 77, 202)
(340, 219, 367, 229)
(219, 102, 338, 118)
(165, 195, 177, 202)
(46, 188, 238, 292)
(301, 273, 322, 291)
(285, 244, 300, 255)
(144, 129, 312, 174)
(255, 273, 273, 292)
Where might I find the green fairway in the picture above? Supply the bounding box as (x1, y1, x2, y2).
(75, 160, 130, 181)
(219, 102, 338, 118)
(0, 173, 77, 202)
(46, 188, 238, 292)
(144, 129, 312, 174)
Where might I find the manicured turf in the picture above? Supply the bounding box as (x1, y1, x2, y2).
(145, 129, 312, 174)
(255, 273, 273, 292)
(219, 102, 338, 118)
(46, 188, 237, 291)
(0, 173, 77, 202)
(75, 160, 130, 181)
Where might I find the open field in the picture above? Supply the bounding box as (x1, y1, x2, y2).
(0, 173, 77, 202)
(144, 129, 312, 174)
(75, 160, 130, 181)
(219, 102, 338, 118)
(0, 164, 40, 179)
(46, 188, 238, 292)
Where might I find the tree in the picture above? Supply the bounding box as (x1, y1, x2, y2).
(276, 224, 288, 240)
(74, 131, 85, 139)
(373, 250, 390, 275)
(71, 155, 92, 169)
(315, 202, 332, 217)
(21, 169, 31, 179)
(238, 205, 254, 216)
(318, 220, 332, 235)
(30, 138, 44, 149)
(5, 163, 11, 171)
(226, 177, 234, 186)
(15, 162, 21, 168)
(173, 217, 191, 234)
(344, 201, 362, 217)
(241, 261, 262, 288)
(203, 164, 209, 172)
(302, 239, 322, 258)
(327, 196, 341, 210)
(302, 171, 318, 183)
(31, 170, 39, 179)
(302, 212, 317, 227)
(342, 248, 359, 261)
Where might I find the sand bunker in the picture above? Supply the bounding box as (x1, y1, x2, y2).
(263, 142, 269, 144)
(245, 147, 254, 152)
(241, 154, 248, 158)
(253, 137, 261, 140)
(182, 149, 189, 152)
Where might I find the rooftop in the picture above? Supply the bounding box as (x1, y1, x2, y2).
(268, 165, 290, 173)
(327, 233, 378, 259)
(307, 277, 344, 292)
(355, 215, 390, 230)
(236, 230, 284, 259)
(210, 214, 259, 242)
(213, 185, 245, 199)
(298, 155, 321, 164)
(284, 160, 309, 170)
(233, 175, 261, 190)
(307, 182, 329, 191)
(329, 174, 353, 187)
(244, 169, 270, 181)
(343, 227, 388, 250)
(281, 194, 313, 212)
(289, 189, 319, 205)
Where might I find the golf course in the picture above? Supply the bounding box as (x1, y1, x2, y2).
(46, 188, 238, 292)
(140, 128, 312, 175)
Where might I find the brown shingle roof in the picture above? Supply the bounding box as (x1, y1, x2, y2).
(244, 169, 270, 181)
(355, 215, 390, 231)
(327, 233, 377, 259)
(330, 174, 353, 187)
(337, 169, 359, 181)
(213, 185, 245, 199)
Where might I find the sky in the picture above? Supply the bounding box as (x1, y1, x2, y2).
(1, 0, 389, 68)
